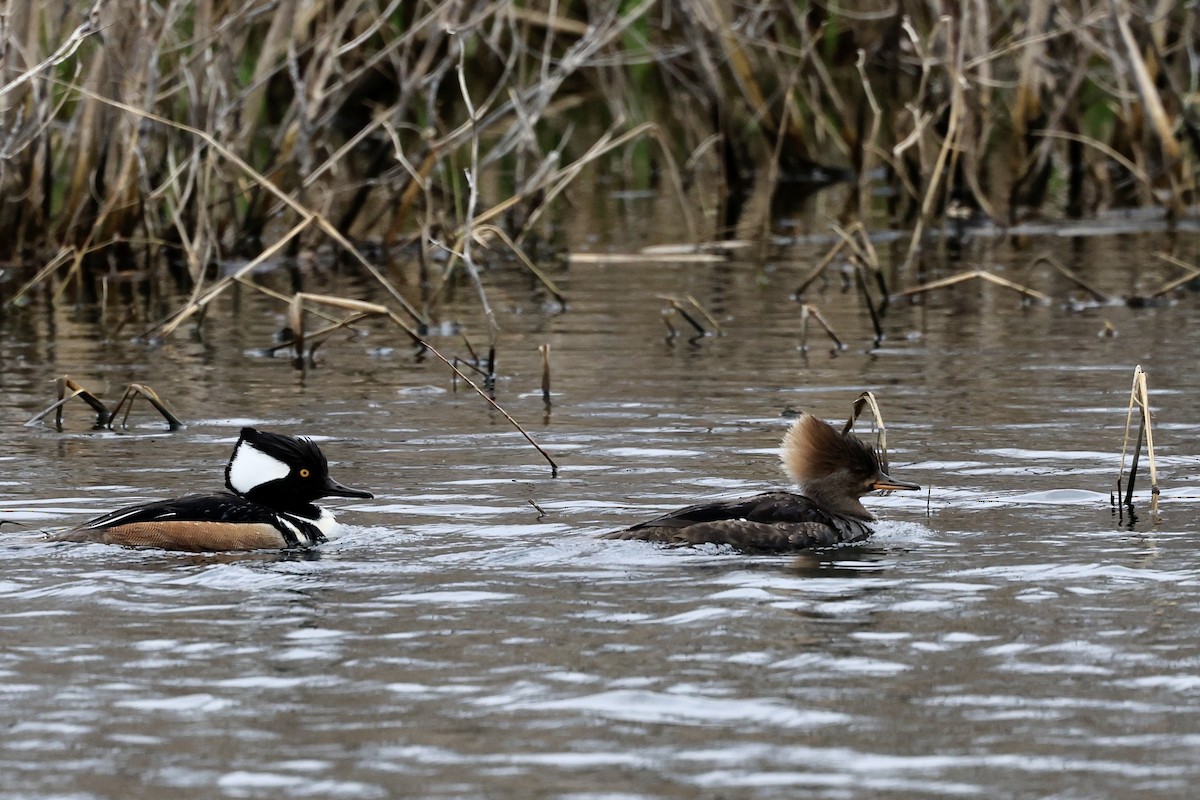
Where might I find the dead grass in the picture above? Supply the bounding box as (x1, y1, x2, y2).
(0, 0, 1196, 321)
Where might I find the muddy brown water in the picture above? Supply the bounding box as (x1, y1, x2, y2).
(2, 217, 1200, 799)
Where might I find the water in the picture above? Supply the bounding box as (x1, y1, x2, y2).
(2, 220, 1200, 799)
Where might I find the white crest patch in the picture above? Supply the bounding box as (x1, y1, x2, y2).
(227, 441, 291, 494)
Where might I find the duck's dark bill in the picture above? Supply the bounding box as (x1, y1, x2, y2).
(323, 477, 374, 499)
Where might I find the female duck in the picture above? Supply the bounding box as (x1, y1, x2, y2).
(606, 413, 919, 552)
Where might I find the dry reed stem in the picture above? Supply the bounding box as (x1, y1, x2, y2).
(657, 295, 719, 336)
(1117, 365, 1159, 517)
(451, 39, 498, 347)
(641, 242, 752, 255)
(853, 48, 883, 216)
(1149, 253, 1200, 298)
(307, 312, 374, 364)
(793, 238, 849, 297)
(44, 78, 428, 337)
(796, 304, 843, 351)
(284, 292, 558, 476)
(234, 277, 346, 327)
(833, 222, 888, 307)
(0, 7, 99, 98)
(843, 391, 889, 473)
(474, 225, 566, 305)
(539, 343, 551, 403)
(900, 14, 965, 273)
(856, 263, 885, 345)
(506, 6, 591, 37)
(24, 377, 110, 430)
(7, 248, 75, 308)
(660, 300, 708, 338)
(109, 384, 184, 430)
(1029, 254, 1110, 303)
(1113, 10, 1182, 168)
(892, 270, 1051, 303)
(568, 252, 728, 265)
(1032, 129, 1155, 194)
(683, 294, 722, 335)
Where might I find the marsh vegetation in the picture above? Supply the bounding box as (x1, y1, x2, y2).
(1, 1, 1196, 323)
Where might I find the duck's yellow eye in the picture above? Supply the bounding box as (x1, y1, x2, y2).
(299, 468, 311, 478)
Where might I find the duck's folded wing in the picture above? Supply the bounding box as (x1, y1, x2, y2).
(605, 492, 867, 551)
(69, 494, 263, 530)
(52, 494, 310, 551)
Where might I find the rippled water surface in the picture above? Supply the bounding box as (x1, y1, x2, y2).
(3, 221, 1200, 799)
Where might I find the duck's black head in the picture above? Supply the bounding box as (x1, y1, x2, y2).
(224, 427, 373, 513)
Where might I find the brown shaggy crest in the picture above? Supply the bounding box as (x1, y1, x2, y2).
(780, 414, 879, 486)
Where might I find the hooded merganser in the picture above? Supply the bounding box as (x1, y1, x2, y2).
(605, 413, 920, 552)
(52, 427, 373, 552)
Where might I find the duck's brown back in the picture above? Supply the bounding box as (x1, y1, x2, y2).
(604, 491, 873, 552)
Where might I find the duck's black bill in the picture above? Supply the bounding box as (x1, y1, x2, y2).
(323, 477, 374, 499)
(871, 470, 920, 492)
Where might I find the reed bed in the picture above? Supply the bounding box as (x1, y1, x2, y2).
(0, 0, 1195, 311)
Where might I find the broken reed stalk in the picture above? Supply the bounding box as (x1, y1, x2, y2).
(892, 270, 1051, 304)
(109, 384, 185, 431)
(796, 304, 843, 351)
(285, 293, 559, 476)
(665, 301, 706, 337)
(539, 344, 551, 403)
(843, 391, 889, 473)
(794, 238, 848, 297)
(1116, 365, 1158, 516)
(833, 221, 887, 342)
(1150, 253, 1200, 298)
(475, 224, 567, 305)
(853, 48, 884, 216)
(1029, 254, 1109, 303)
(855, 262, 885, 345)
(25, 377, 182, 431)
(657, 295, 720, 338)
(288, 293, 307, 369)
(22, 377, 111, 430)
(683, 294, 722, 335)
(1113, 11, 1183, 212)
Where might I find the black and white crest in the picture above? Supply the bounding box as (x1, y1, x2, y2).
(224, 427, 373, 511)
(224, 428, 323, 496)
